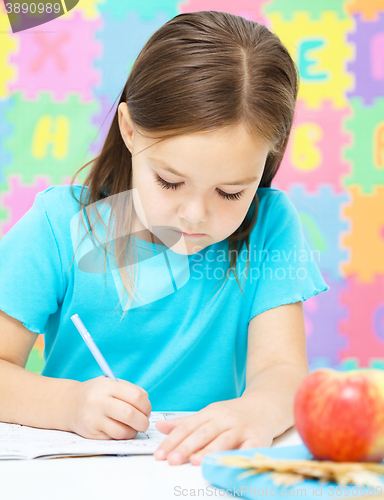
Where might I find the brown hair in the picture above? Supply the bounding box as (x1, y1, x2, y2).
(68, 10, 299, 319)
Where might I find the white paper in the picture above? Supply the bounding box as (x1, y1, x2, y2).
(0, 411, 195, 460)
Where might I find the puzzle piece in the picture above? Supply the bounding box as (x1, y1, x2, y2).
(26, 334, 45, 375)
(5, 92, 99, 186)
(33, 334, 45, 358)
(95, 11, 170, 104)
(347, 13, 384, 105)
(98, 0, 178, 22)
(9, 11, 102, 103)
(308, 357, 339, 372)
(284, 185, 351, 282)
(343, 97, 384, 193)
(340, 184, 384, 282)
(339, 357, 384, 370)
(273, 99, 352, 193)
(269, 12, 354, 108)
(0, 98, 13, 184)
(304, 271, 347, 368)
(65, 0, 106, 20)
(180, 0, 272, 26)
(346, 0, 384, 22)
(264, 0, 347, 21)
(0, 2, 17, 98)
(0, 175, 51, 237)
(0, 193, 7, 239)
(0, 173, 74, 238)
(339, 274, 384, 366)
(90, 94, 114, 156)
(25, 349, 44, 374)
(374, 302, 384, 343)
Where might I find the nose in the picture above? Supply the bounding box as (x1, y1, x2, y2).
(178, 193, 207, 224)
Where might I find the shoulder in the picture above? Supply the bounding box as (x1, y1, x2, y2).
(254, 187, 298, 224)
(256, 186, 292, 205)
(34, 184, 89, 229)
(248, 187, 302, 244)
(37, 184, 87, 215)
(33, 185, 89, 252)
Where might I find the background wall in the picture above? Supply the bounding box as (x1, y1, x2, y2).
(0, 0, 383, 375)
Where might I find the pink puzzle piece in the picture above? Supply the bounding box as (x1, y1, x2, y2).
(0, 176, 71, 236)
(339, 274, 384, 366)
(9, 11, 102, 103)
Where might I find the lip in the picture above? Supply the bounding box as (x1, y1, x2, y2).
(172, 229, 206, 238)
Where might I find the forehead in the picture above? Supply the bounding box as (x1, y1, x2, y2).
(137, 123, 270, 160)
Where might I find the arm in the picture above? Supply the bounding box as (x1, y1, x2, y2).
(240, 301, 310, 439)
(0, 309, 151, 438)
(0, 309, 80, 431)
(241, 361, 309, 439)
(153, 301, 310, 465)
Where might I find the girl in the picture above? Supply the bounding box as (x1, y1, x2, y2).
(0, 11, 329, 466)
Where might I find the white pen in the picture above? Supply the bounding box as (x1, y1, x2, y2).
(71, 313, 118, 381)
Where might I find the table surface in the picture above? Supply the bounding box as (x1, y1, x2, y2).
(0, 424, 303, 500)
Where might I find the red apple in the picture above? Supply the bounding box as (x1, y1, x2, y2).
(294, 368, 384, 462)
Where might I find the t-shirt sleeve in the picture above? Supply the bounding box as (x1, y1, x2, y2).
(0, 193, 65, 334)
(248, 191, 330, 322)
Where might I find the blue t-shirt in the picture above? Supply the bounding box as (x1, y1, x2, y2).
(0, 185, 329, 411)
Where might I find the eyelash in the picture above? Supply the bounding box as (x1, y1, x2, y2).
(154, 174, 245, 201)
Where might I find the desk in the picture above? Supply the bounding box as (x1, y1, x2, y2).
(0, 426, 303, 500)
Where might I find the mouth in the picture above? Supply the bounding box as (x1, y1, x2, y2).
(172, 229, 206, 238)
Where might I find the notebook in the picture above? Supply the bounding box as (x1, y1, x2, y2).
(201, 444, 384, 500)
(0, 411, 194, 460)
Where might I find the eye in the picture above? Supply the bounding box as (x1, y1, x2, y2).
(155, 174, 244, 201)
(155, 174, 182, 190)
(217, 189, 244, 201)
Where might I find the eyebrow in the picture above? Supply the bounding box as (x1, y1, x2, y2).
(148, 158, 259, 186)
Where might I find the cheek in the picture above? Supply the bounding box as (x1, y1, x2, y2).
(141, 186, 172, 222)
(217, 201, 250, 229)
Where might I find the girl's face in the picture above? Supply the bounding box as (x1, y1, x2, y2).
(118, 103, 270, 255)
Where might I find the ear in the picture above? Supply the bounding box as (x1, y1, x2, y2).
(118, 102, 134, 153)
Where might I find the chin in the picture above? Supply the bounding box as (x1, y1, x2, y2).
(169, 242, 204, 255)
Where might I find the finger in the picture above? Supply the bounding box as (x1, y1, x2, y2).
(154, 414, 209, 462)
(189, 429, 241, 465)
(238, 437, 265, 449)
(102, 417, 140, 440)
(165, 421, 221, 465)
(155, 418, 181, 434)
(97, 430, 111, 439)
(83, 428, 112, 440)
(106, 398, 150, 433)
(111, 380, 152, 418)
(155, 414, 196, 437)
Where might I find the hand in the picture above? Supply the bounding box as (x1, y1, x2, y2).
(153, 398, 275, 466)
(66, 376, 151, 440)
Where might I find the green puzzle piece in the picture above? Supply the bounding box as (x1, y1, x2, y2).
(25, 347, 45, 375)
(263, 0, 347, 20)
(343, 97, 384, 194)
(5, 92, 99, 186)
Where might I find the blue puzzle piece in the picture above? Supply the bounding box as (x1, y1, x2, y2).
(95, 11, 171, 104)
(0, 98, 14, 187)
(287, 185, 351, 282)
(98, 0, 178, 22)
